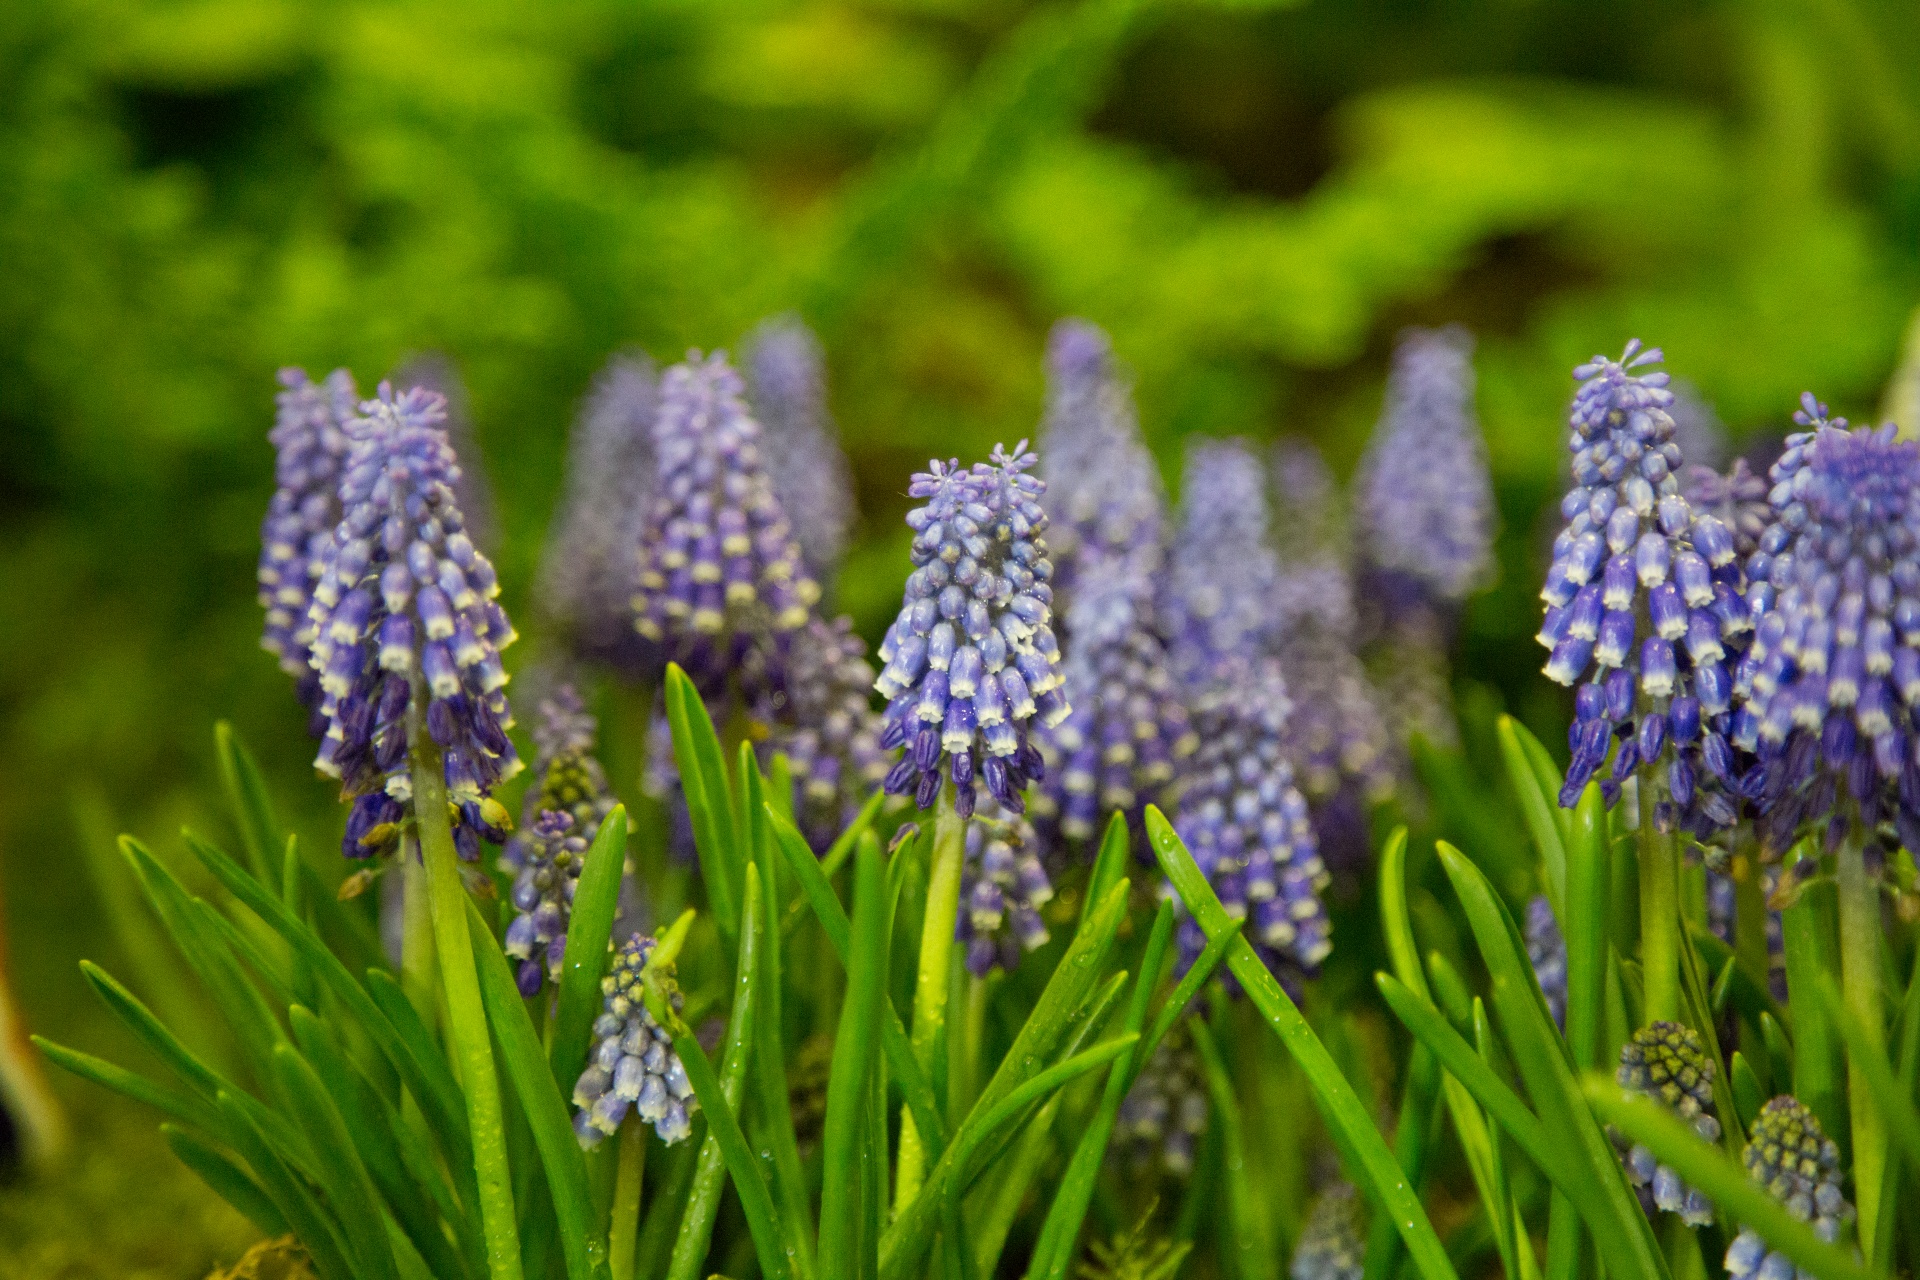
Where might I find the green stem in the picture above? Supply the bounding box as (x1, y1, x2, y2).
(1636, 781, 1681, 1025)
(897, 786, 967, 1214)
(400, 838, 437, 1029)
(1837, 833, 1886, 1249)
(609, 1119, 648, 1280)
(410, 720, 524, 1280)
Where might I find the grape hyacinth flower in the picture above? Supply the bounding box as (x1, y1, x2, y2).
(1684, 455, 1774, 562)
(1163, 439, 1282, 685)
(1114, 1024, 1209, 1179)
(874, 442, 1068, 816)
(571, 934, 697, 1147)
(957, 800, 1054, 974)
(1036, 319, 1165, 596)
(393, 353, 498, 552)
(259, 367, 357, 725)
(1355, 326, 1496, 608)
(1611, 1021, 1722, 1225)
(1724, 1096, 1855, 1280)
(537, 352, 659, 674)
(1173, 656, 1329, 977)
(1525, 895, 1568, 1028)
(1538, 342, 1743, 830)
(1669, 378, 1729, 472)
(631, 351, 819, 684)
(305, 383, 520, 863)
(1034, 553, 1196, 843)
(1734, 396, 1920, 852)
(1290, 1182, 1366, 1280)
(744, 316, 855, 581)
(500, 686, 620, 995)
(755, 615, 890, 843)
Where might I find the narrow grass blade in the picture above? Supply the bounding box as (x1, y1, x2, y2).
(270, 1043, 401, 1280)
(819, 789, 886, 880)
(1471, 1000, 1520, 1280)
(215, 721, 284, 890)
(665, 664, 741, 946)
(1189, 1017, 1271, 1280)
(1139, 917, 1241, 1066)
(217, 1089, 356, 1280)
(1564, 784, 1609, 1071)
(822, 833, 891, 1280)
(468, 900, 607, 1280)
(1028, 900, 1175, 1280)
(1433, 842, 1667, 1280)
(770, 803, 945, 1154)
(162, 1124, 288, 1237)
(1499, 715, 1569, 913)
(1761, 1012, 1794, 1097)
(1781, 873, 1848, 1150)
(34, 1034, 218, 1132)
(1586, 1079, 1872, 1280)
(1814, 975, 1920, 1180)
(1082, 812, 1131, 929)
(1729, 1052, 1765, 1133)
(881, 876, 1132, 1280)
(548, 805, 630, 1096)
(1146, 808, 1459, 1280)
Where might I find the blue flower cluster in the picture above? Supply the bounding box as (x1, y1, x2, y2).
(1725, 1096, 1854, 1280)
(956, 801, 1055, 975)
(875, 443, 1067, 816)
(571, 934, 696, 1147)
(1539, 343, 1745, 831)
(1290, 1182, 1366, 1280)
(1114, 1025, 1208, 1179)
(1162, 439, 1281, 684)
(260, 368, 359, 727)
(631, 352, 820, 682)
(305, 383, 520, 862)
(1735, 398, 1920, 852)
(755, 615, 891, 842)
(745, 316, 855, 581)
(1612, 1021, 1721, 1225)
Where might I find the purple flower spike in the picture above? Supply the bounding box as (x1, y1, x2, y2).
(393, 353, 497, 552)
(755, 615, 891, 844)
(744, 316, 855, 580)
(1357, 326, 1496, 606)
(1114, 1023, 1209, 1180)
(957, 800, 1055, 975)
(539, 352, 660, 676)
(571, 934, 697, 1147)
(1034, 553, 1197, 842)
(1036, 319, 1165, 599)
(1173, 656, 1329, 978)
(1541, 342, 1741, 834)
(1163, 439, 1281, 687)
(307, 382, 521, 863)
(876, 442, 1067, 816)
(1735, 397, 1920, 851)
(632, 351, 821, 683)
(259, 367, 358, 728)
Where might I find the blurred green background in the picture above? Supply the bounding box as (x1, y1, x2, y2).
(3, 0, 1919, 1273)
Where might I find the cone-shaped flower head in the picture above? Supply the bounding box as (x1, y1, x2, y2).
(1290, 1182, 1366, 1280)
(394, 353, 497, 551)
(1114, 1022, 1209, 1179)
(1356, 326, 1496, 607)
(631, 351, 819, 683)
(306, 383, 520, 863)
(1539, 342, 1743, 830)
(539, 353, 659, 674)
(875, 442, 1067, 816)
(571, 933, 696, 1147)
(501, 686, 618, 995)
(1163, 439, 1281, 686)
(957, 799, 1054, 974)
(1612, 1021, 1722, 1225)
(1725, 1095, 1854, 1280)
(745, 316, 855, 580)
(1035, 552, 1196, 842)
(1174, 656, 1329, 977)
(1036, 319, 1165, 596)
(755, 615, 890, 842)
(1735, 396, 1920, 851)
(260, 367, 358, 722)
(1684, 455, 1774, 561)
(1526, 895, 1568, 1028)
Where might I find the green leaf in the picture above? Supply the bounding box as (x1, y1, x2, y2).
(214, 1086, 355, 1280)
(1082, 811, 1131, 929)
(666, 863, 793, 1280)
(819, 789, 886, 880)
(1471, 999, 1521, 1280)
(215, 720, 284, 891)
(162, 1123, 288, 1237)
(33, 1033, 219, 1132)
(1432, 841, 1667, 1280)
(1498, 715, 1569, 913)
(665, 663, 742, 947)
(1190, 1016, 1272, 1280)
(467, 899, 608, 1280)
(1585, 1079, 1872, 1280)
(1813, 975, 1920, 1181)
(1730, 1051, 1766, 1133)
(1145, 807, 1460, 1280)
(548, 804, 630, 1097)
(823, 832, 892, 1280)
(269, 1042, 401, 1280)
(1564, 784, 1609, 1071)
(768, 802, 946, 1155)
(1780, 869, 1847, 1149)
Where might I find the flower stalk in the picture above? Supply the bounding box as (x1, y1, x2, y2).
(896, 786, 967, 1212)
(1836, 832, 1886, 1248)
